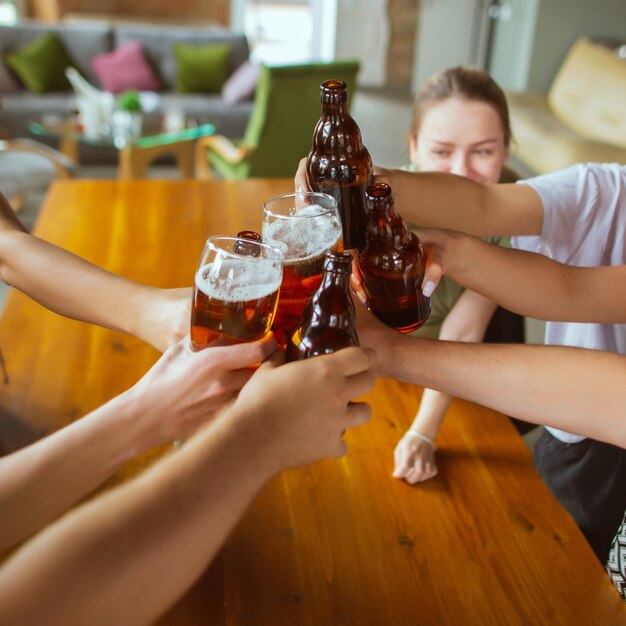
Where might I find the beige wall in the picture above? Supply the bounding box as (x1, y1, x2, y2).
(527, 0, 626, 92)
(386, 0, 418, 89)
(29, 0, 231, 25)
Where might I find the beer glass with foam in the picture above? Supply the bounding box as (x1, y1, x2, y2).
(262, 192, 342, 346)
(190, 235, 283, 350)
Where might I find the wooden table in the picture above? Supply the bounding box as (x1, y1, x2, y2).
(0, 180, 623, 625)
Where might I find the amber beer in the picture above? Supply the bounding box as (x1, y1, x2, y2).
(262, 192, 342, 346)
(358, 182, 431, 333)
(190, 236, 283, 350)
(287, 252, 359, 361)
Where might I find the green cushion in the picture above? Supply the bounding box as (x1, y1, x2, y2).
(173, 43, 231, 94)
(5, 33, 73, 93)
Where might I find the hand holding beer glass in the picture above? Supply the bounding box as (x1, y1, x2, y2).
(262, 192, 343, 346)
(190, 236, 283, 351)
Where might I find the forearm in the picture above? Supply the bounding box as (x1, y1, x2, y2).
(0, 230, 157, 340)
(446, 234, 626, 324)
(0, 193, 28, 233)
(410, 388, 452, 440)
(382, 337, 626, 448)
(0, 391, 148, 552)
(382, 169, 542, 237)
(0, 406, 275, 626)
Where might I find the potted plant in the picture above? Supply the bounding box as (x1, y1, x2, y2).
(112, 89, 143, 147)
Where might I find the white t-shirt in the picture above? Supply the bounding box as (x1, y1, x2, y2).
(512, 163, 626, 443)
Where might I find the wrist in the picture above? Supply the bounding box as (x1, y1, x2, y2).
(405, 430, 435, 447)
(126, 283, 149, 338)
(208, 403, 283, 480)
(112, 385, 163, 457)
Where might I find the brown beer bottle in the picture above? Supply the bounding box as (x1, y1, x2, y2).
(306, 79, 373, 250)
(234, 230, 262, 256)
(287, 251, 359, 361)
(357, 182, 431, 333)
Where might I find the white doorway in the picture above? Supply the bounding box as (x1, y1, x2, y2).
(231, 0, 388, 86)
(231, 0, 337, 65)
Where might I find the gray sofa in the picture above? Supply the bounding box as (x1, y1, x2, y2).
(0, 20, 254, 163)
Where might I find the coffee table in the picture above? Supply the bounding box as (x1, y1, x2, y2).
(30, 116, 215, 178)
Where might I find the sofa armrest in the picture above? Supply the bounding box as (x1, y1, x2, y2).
(194, 135, 252, 180)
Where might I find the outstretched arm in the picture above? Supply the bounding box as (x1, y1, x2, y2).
(0, 192, 189, 351)
(294, 158, 543, 237)
(0, 337, 276, 553)
(356, 305, 626, 449)
(418, 228, 626, 324)
(377, 168, 544, 237)
(0, 348, 374, 626)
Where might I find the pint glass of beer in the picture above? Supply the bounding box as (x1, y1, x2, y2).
(190, 236, 283, 351)
(262, 192, 342, 346)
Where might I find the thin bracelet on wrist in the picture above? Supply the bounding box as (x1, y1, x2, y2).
(406, 430, 435, 447)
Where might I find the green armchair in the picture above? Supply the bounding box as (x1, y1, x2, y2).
(194, 60, 360, 180)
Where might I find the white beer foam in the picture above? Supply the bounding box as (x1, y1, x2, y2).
(196, 259, 281, 302)
(263, 204, 342, 262)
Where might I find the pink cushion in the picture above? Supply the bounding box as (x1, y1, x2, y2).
(92, 40, 162, 94)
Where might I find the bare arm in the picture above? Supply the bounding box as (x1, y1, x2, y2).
(0, 337, 275, 553)
(0, 348, 374, 626)
(379, 169, 544, 237)
(0, 230, 190, 351)
(419, 229, 626, 324)
(357, 304, 626, 448)
(393, 290, 497, 483)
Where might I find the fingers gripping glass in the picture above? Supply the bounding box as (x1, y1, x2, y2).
(190, 236, 283, 351)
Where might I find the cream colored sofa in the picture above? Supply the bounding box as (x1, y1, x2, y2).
(506, 37, 626, 175)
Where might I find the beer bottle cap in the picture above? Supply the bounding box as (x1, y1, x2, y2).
(320, 79, 348, 104)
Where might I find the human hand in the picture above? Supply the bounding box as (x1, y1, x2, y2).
(125, 334, 277, 447)
(411, 227, 465, 298)
(349, 263, 399, 378)
(294, 157, 311, 193)
(230, 347, 375, 473)
(133, 287, 192, 352)
(393, 431, 438, 483)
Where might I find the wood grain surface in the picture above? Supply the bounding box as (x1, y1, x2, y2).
(1, 180, 623, 625)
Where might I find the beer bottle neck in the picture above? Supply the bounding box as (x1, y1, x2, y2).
(321, 100, 349, 116)
(320, 268, 351, 291)
(366, 205, 412, 246)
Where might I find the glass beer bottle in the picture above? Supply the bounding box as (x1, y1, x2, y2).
(234, 230, 262, 256)
(357, 182, 431, 333)
(306, 79, 373, 250)
(287, 251, 359, 361)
